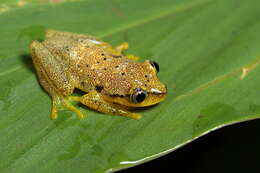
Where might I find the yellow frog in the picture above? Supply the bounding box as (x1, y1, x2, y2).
(30, 30, 167, 120)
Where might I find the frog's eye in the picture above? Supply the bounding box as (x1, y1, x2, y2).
(131, 88, 148, 103)
(149, 61, 160, 73)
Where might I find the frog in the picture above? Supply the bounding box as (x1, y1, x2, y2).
(30, 30, 167, 120)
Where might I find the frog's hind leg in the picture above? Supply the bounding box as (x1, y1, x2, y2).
(31, 40, 86, 120)
(34, 70, 85, 120)
(80, 91, 141, 119)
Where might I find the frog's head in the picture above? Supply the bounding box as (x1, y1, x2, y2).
(102, 60, 167, 108)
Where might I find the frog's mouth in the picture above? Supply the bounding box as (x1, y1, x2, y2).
(102, 92, 167, 108)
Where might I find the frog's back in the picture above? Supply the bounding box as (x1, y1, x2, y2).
(74, 43, 139, 95)
(42, 31, 164, 96)
(76, 47, 164, 98)
(41, 33, 132, 93)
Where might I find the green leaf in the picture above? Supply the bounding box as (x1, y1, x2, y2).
(0, 0, 260, 172)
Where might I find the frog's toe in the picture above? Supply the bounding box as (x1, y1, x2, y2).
(50, 99, 58, 120)
(115, 42, 129, 53)
(50, 96, 86, 120)
(127, 113, 142, 120)
(126, 55, 139, 61)
(63, 98, 86, 119)
(50, 103, 58, 120)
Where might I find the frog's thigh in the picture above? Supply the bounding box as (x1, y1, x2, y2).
(31, 40, 74, 96)
(80, 91, 141, 119)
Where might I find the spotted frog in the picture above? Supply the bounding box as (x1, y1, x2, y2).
(30, 30, 167, 120)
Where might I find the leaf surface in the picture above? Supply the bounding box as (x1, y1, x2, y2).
(0, 0, 260, 172)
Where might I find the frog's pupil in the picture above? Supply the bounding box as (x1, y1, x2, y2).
(136, 93, 146, 102)
(132, 88, 147, 103)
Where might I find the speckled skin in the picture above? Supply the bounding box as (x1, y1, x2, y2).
(30, 30, 167, 120)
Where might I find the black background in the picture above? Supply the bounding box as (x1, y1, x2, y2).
(119, 119, 260, 173)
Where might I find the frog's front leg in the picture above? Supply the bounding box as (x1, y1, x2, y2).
(80, 91, 141, 119)
(115, 42, 139, 61)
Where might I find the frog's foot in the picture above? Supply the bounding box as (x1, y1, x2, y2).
(115, 42, 140, 61)
(50, 96, 85, 120)
(80, 91, 141, 120)
(126, 55, 139, 61)
(115, 42, 129, 53)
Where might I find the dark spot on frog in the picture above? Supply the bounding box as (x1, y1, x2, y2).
(101, 53, 105, 56)
(65, 46, 69, 51)
(145, 75, 148, 78)
(103, 57, 107, 60)
(86, 64, 89, 67)
(97, 61, 100, 64)
(121, 72, 125, 76)
(95, 85, 104, 92)
(103, 68, 107, 71)
(80, 81, 85, 86)
(110, 94, 127, 98)
(115, 65, 119, 68)
(147, 79, 150, 82)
